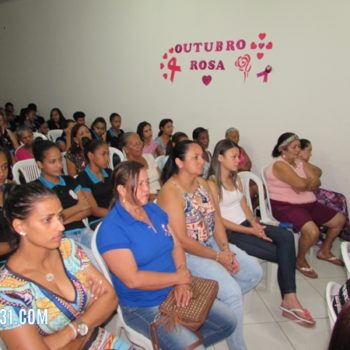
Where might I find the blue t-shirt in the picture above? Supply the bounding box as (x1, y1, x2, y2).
(97, 201, 175, 307)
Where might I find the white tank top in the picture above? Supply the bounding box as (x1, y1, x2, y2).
(219, 186, 247, 225)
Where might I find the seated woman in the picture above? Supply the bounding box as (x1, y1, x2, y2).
(77, 139, 112, 230)
(90, 117, 107, 141)
(158, 140, 263, 350)
(136, 121, 161, 157)
(299, 138, 350, 241)
(265, 132, 345, 279)
(0, 110, 19, 164)
(154, 118, 173, 156)
(0, 147, 14, 264)
(65, 124, 92, 177)
(121, 132, 161, 201)
(15, 126, 35, 161)
(97, 161, 236, 350)
(47, 107, 67, 130)
(0, 182, 130, 349)
(192, 127, 211, 179)
(329, 300, 350, 350)
(33, 140, 93, 249)
(208, 139, 315, 327)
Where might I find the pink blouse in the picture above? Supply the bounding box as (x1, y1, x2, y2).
(265, 157, 316, 204)
(15, 146, 34, 161)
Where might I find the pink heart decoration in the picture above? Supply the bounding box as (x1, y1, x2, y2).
(257, 52, 264, 60)
(266, 42, 273, 50)
(202, 75, 212, 86)
(169, 48, 174, 53)
(258, 33, 266, 40)
(163, 53, 168, 59)
(250, 42, 257, 49)
(258, 43, 265, 49)
(163, 73, 168, 79)
(160, 63, 164, 69)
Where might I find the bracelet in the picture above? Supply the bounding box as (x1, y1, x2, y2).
(67, 322, 77, 340)
(215, 252, 220, 262)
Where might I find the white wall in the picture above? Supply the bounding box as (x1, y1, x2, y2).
(1, 0, 349, 201)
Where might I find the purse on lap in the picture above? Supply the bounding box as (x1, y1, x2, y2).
(150, 276, 219, 350)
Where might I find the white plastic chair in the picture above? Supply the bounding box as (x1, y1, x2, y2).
(326, 281, 341, 330)
(238, 171, 279, 226)
(91, 224, 153, 349)
(340, 242, 350, 278)
(47, 129, 63, 142)
(155, 155, 166, 171)
(12, 159, 40, 183)
(109, 147, 125, 169)
(61, 152, 68, 175)
(33, 131, 47, 140)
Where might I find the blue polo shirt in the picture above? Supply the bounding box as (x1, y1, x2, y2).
(97, 201, 175, 307)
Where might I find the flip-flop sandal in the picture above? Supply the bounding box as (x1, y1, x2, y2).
(280, 306, 316, 328)
(316, 255, 345, 267)
(296, 265, 318, 279)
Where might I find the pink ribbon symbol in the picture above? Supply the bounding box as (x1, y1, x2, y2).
(256, 65, 272, 83)
(167, 57, 181, 82)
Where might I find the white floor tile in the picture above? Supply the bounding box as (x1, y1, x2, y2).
(279, 318, 331, 350)
(244, 323, 294, 350)
(306, 276, 347, 299)
(243, 290, 275, 324)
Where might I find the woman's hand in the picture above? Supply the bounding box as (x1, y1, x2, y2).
(250, 222, 272, 242)
(175, 265, 192, 285)
(88, 278, 106, 305)
(218, 250, 240, 274)
(174, 284, 192, 307)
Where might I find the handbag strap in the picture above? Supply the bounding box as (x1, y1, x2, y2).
(149, 320, 203, 350)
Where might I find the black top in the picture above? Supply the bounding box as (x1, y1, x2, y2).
(76, 166, 112, 226)
(35, 175, 85, 232)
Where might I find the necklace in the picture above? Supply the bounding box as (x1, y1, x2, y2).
(45, 272, 55, 282)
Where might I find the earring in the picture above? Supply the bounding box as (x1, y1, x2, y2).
(19, 231, 26, 236)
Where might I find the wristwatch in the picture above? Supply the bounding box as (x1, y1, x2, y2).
(76, 319, 89, 337)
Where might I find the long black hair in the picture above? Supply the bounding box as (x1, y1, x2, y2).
(161, 140, 195, 183)
(33, 139, 60, 162)
(2, 183, 57, 251)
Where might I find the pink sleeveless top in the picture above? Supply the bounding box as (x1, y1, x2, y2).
(265, 157, 316, 204)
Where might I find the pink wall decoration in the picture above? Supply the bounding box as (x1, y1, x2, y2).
(160, 33, 274, 86)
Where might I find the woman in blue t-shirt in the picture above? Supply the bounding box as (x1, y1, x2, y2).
(97, 161, 236, 350)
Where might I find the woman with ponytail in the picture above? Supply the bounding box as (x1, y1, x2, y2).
(77, 139, 112, 229)
(0, 182, 130, 349)
(158, 140, 262, 350)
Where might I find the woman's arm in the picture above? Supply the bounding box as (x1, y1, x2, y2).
(62, 190, 91, 224)
(7, 129, 19, 149)
(273, 161, 319, 192)
(102, 247, 190, 290)
(303, 161, 322, 189)
(0, 264, 117, 350)
(66, 157, 77, 177)
(83, 191, 108, 218)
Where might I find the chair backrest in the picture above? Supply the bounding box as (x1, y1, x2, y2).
(61, 152, 68, 175)
(260, 166, 278, 220)
(326, 281, 341, 330)
(12, 159, 40, 183)
(108, 147, 125, 169)
(340, 242, 350, 278)
(47, 129, 63, 142)
(155, 155, 166, 170)
(33, 132, 47, 140)
(238, 171, 279, 226)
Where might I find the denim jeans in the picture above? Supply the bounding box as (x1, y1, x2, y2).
(227, 222, 296, 297)
(121, 298, 236, 350)
(186, 236, 263, 350)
